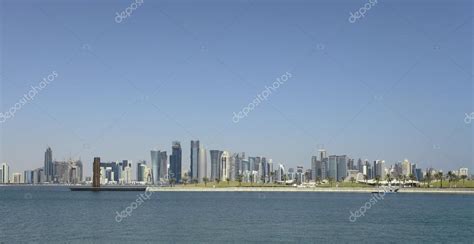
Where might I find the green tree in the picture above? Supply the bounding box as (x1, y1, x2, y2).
(386, 174, 392, 184)
(328, 177, 334, 187)
(375, 176, 380, 187)
(169, 178, 176, 187)
(350, 177, 356, 185)
(203, 177, 209, 187)
(226, 177, 231, 186)
(424, 171, 432, 188)
(193, 178, 198, 186)
(215, 178, 220, 185)
(460, 175, 467, 187)
(237, 174, 243, 187)
(182, 174, 189, 186)
(435, 172, 444, 188)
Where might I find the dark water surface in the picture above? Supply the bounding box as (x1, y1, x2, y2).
(0, 186, 473, 243)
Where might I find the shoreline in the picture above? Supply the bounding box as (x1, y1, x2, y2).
(2, 184, 473, 194)
(147, 187, 474, 194)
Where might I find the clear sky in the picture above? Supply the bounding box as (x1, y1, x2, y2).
(1, 0, 472, 176)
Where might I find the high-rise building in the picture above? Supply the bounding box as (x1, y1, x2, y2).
(44, 147, 53, 182)
(347, 158, 354, 170)
(210, 150, 223, 181)
(375, 160, 385, 179)
(170, 141, 182, 183)
(13, 173, 22, 184)
(198, 145, 207, 182)
(159, 151, 168, 180)
(24, 170, 33, 184)
(190, 140, 200, 181)
(1, 163, 10, 184)
(276, 164, 285, 182)
(311, 156, 317, 181)
(137, 161, 146, 182)
(318, 149, 327, 161)
(336, 155, 348, 181)
(328, 156, 337, 180)
(220, 151, 231, 180)
(402, 159, 412, 176)
(93, 157, 100, 188)
(151, 150, 160, 185)
(357, 158, 363, 173)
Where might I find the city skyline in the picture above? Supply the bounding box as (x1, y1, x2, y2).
(1, 0, 472, 177)
(1, 142, 470, 184)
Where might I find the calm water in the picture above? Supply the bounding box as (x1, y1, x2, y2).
(0, 186, 473, 243)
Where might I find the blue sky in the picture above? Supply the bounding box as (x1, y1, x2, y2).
(1, 0, 472, 176)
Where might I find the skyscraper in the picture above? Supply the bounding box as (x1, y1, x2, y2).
(328, 155, 337, 180)
(210, 150, 223, 181)
(159, 151, 168, 179)
(357, 158, 363, 173)
(137, 160, 146, 182)
(151, 150, 160, 185)
(1, 163, 9, 184)
(190, 140, 200, 181)
(402, 159, 412, 176)
(198, 145, 207, 182)
(318, 149, 327, 161)
(220, 151, 230, 180)
(44, 147, 53, 182)
(336, 155, 348, 181)
(170, 141, 182, 183)
(311, 156, 318, 180)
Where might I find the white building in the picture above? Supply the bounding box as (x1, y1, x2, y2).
(402, 159, 412, 176)
(13, 173, 22, 184)
(459, 168, 469, 177)
(1, 163, 10, 184)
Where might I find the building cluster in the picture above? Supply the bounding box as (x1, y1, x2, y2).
(0, 142, 471, 186)
(0, 147, 83, 184)
(310, 149, 470, 184)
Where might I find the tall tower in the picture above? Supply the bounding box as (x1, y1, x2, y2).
(170, 141, 182, 183)
(159, 151, 168, 180)
(1, 163, 10, 184)
(151, 150, 160, 185)
(198, 145, 207, 182)
(210, 150, 222, 181)
(190, 140, 200, 181)
(44, 147, 53, 182)
(220, 151, 230, 181)
(92, 157, 100, 188)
